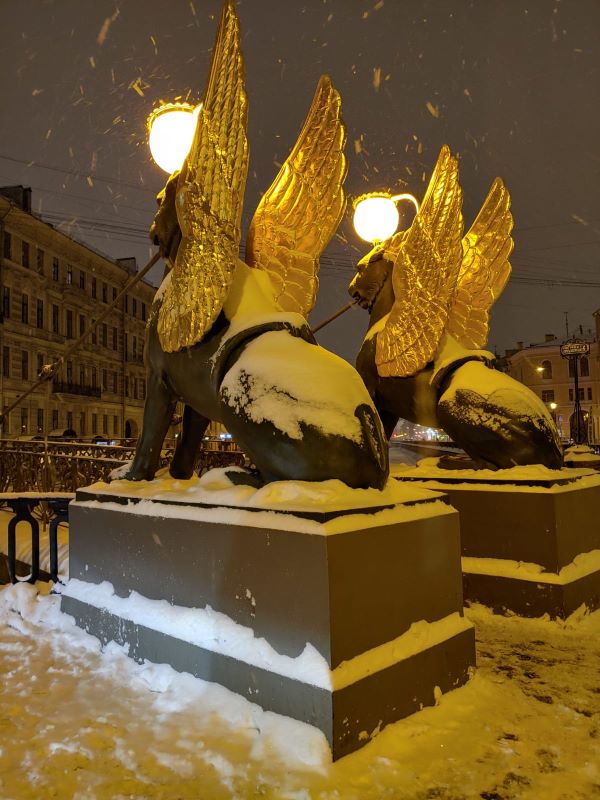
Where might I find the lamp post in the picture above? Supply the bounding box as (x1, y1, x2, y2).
(352, 192, 419, 244)
(560, 339, 590, 444)
(147, 102, 201, 174)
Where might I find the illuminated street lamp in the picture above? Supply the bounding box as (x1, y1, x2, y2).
(536, 366, 544, 373)
(549, 402, 557, 410)
(352, 192, 419, 244)
(147, 102, 201, 174)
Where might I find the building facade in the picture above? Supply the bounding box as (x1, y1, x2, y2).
(0, 186, 156, 439)
(504, 329, 600, 444)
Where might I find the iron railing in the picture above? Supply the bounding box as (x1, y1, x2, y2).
(1, 494, 71, 583)
(0, 437, 246, 584)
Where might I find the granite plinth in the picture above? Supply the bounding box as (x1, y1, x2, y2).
(394, 464, 600, 618)
(60, 480, 475, 759)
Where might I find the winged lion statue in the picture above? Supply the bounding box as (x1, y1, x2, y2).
(124, 0, 388, 489)
(349, 146, 562, 469)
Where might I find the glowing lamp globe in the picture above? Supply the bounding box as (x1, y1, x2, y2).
(147, 102, 201, 174)
(353, 194, 399, 244)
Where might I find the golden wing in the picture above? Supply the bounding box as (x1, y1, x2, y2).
(157, 0, 249, 352)
(376, 145, 464, 377)
(446, 178, 513, 349)
(245, 75, 346, 317)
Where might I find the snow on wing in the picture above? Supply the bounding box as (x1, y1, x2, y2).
(245, 75, 347, 317)
(157, 0, 249, 352)
(446, 177, 513, 350)
(376, 145, 464, 378)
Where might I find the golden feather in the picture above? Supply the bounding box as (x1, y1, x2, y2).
(446, 177, 513, 349)
(245, 75, 347, 317)
(376, 145, 464, 377)
(157, 0, 249, 352)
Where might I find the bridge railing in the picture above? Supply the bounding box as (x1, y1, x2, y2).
(0, 438, 246, 584)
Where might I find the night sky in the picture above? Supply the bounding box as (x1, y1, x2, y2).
(1, 0, 599, 363)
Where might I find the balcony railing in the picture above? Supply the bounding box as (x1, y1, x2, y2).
(52, 381, 101, 398)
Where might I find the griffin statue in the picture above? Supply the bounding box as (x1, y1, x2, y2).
(124, 1, 388, 488)
(349, 146, 563, 469)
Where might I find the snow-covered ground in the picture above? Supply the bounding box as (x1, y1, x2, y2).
(0, 583, 598, 799)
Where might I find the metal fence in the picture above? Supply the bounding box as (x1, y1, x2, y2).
(0, 438, 246, 584)
(0, 437, 245, 493)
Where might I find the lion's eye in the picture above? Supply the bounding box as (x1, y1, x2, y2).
(369, 252, 384, 264)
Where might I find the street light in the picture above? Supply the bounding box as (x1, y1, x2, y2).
(549, 402, 557, 410)
(352, 192, 419, 244)
(147, 102, 201, 174)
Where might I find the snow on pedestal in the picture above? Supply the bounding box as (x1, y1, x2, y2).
(59, 469, 475, 759)
(393, 459, 600, 618)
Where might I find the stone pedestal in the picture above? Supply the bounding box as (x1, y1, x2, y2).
(394, 463, 600, 618)
(59, 478, 475, 760)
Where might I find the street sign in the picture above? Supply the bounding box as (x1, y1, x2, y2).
(560, 341, 590, 357)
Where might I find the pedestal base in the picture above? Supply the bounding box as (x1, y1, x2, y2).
(59, 475, 475, 759)
(394, 461, 600, 619)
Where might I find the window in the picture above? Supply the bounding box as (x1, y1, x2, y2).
(66, 266, 73, 285)
(3, 232, 11, 260)
(2, 286, 10, 320)
(139, 379, 145, 401)
(101, 323, 108, 347)
(91, 367, 97, 388)
(588, 387, 592, 401)
(66, 361, 73, 383)
(66, 309, 73, 339)
(142, 302, 146, 322)
(21, 293, 28, 324)
(79, 314, 85, 337)
(36, 299, 44, 329)
(79, 366, 85, 386)
(20, 407, 28, 434)
(113, 415, 118, 435)
(132, 336, 137, 361)
(21, 350, 28, 380)
(580, 356, 589, 377)
(21, 241, 30, 268)
(569, 388, 573, 401)
(91, 277, 97, 299)
(112, 327, 118, 350)
(91, 320, 96, 345)
(541, 389, 555, 403)
(2, 346, 10, 378)
(37, 408, 44, 433)
(92, 413, 97, 434)
(52, 304, 59, 334)
(578, 388, 584, 400)
(103, 414, 108, 434)
(52, 409, 59, 430)
(112, 287, 117, 302)
(80, 412, 86, 436)
(112, 371, 118, 393)
(133, 379, 138, 400)
(36, 248, 44, 274)
(79, 270, 86, 290)
(569, 359, 576, 378)
(102, 283, 107, 303)
(36, 353, 44, 376)
(102, 369, 107, 390)
(133, 298, 137, 316)
(125, 376, 129, 397)
(540, 360, 552, 379)
(67, 411, 73, 430)
(52, 257, 59, 281)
